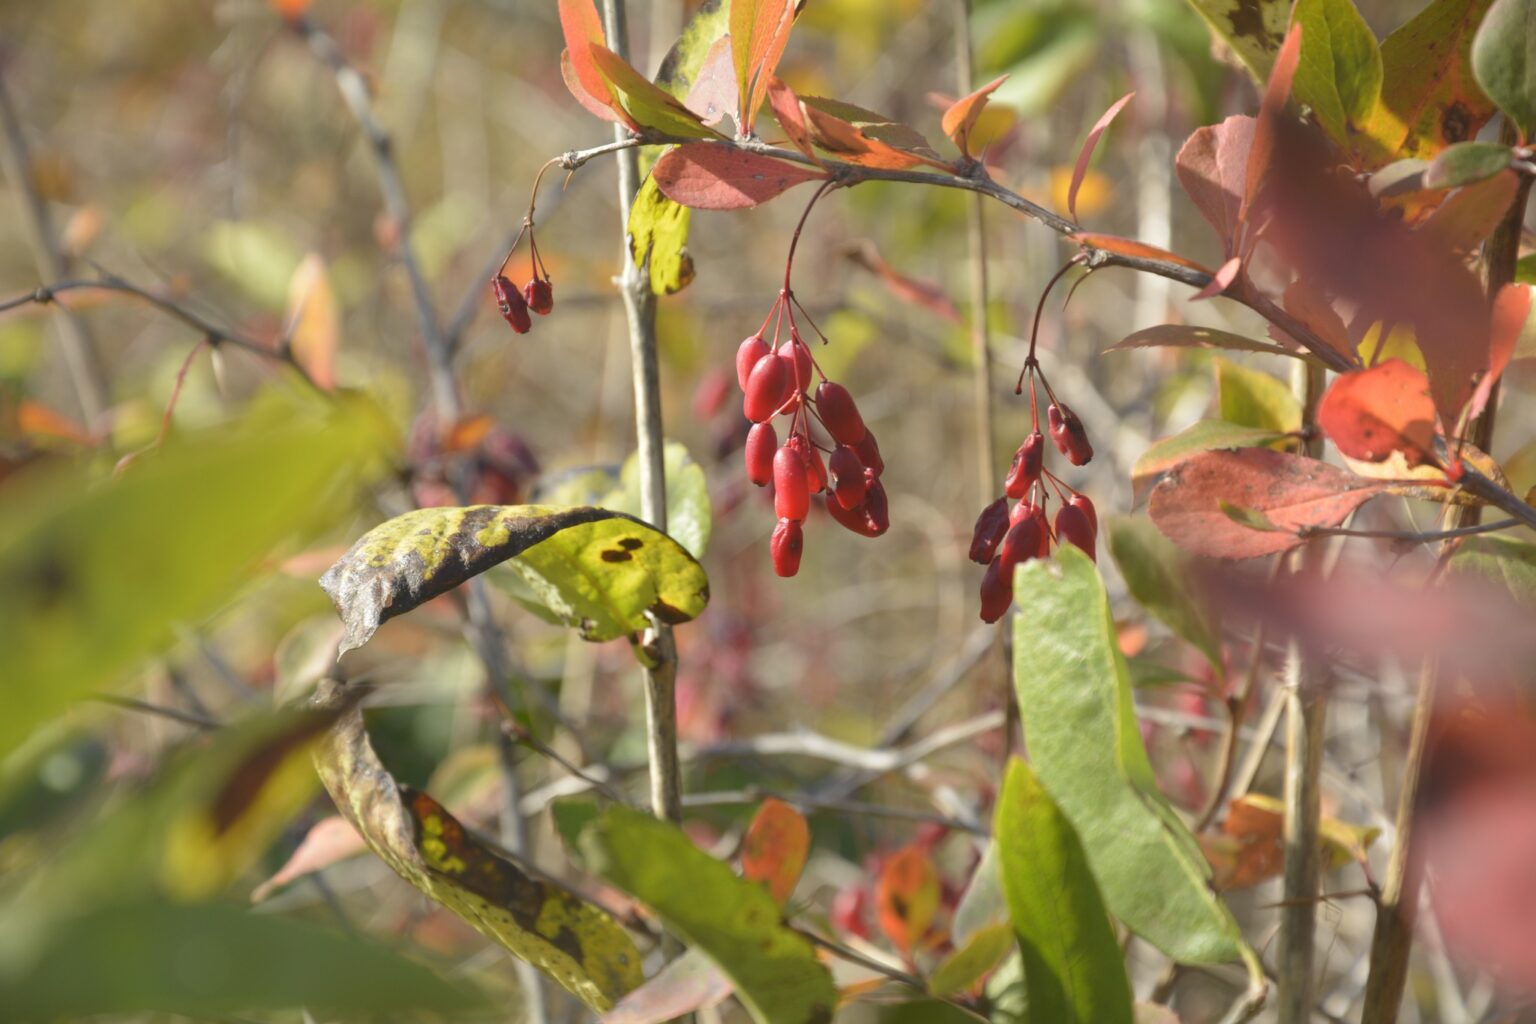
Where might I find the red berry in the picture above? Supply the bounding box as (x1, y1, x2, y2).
(969, 497, 1009, 563)
(828, 445, 868, 510)
(863, 479, 890, 534)
(815, 381, 867, 445)
(744, 356, 791, 423)
(492, 275, 531, 334)
(1069, 493, 1098, 536)
(979, 557, 1012, 623)
(773, 444, 811, 520)
(736, 335, 771, 391)
(997, 515, 1041, 573)
(1054, 503, 1096, 561)
(854, 430, 884, 478)
(789, 434, 826, 494)
(1009, 499, 1037, 526)
(824, 483, 888, 537)
(744, 421, 777, 486)
(1047, 403, 1093, 466)
(1005, 432, 1045, 499)
(771, 517, 804, 577)
(524, 278, 554, 315)
(780, 338, 813, 393)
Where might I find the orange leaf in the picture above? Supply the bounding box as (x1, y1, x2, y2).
(558, 0, 625, 125)
(1466, 283, 1533, 423)
(767, 77, 817, 161)
(1070, 232, 1214, 275)
(730, 0, 801, 133)
(16, 400, 92, 446)
(1068, 91, 1133, 223)
(1318, 359, 1439, 466)
(874, 844, 940, 954)
(284, 253, 339, 391)
(1190, 256, 1241, 302)
(941, 74, 1008, 158)
(651, 143, 826, 209)
(798, 96, 950, 171)
(740, 798, 810, 905)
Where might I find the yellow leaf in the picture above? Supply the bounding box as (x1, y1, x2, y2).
(284, 254, 339, 390)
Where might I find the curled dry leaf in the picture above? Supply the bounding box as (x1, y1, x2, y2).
(1148, 448, 1386, 559)
(941, 73, 1008, 158)
(652, 143, 827, 210)
(1317, 358, 1439, 466)
(311, 679, 643, 1011)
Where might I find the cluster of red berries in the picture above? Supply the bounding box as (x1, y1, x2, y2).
(738, 291, 888, 577)
(971, 364, 1098, 623)
(491, 227, 553, 333)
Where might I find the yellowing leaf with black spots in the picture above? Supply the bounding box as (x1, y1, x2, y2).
(320, 504, 708, 653)
(577, 805, 837, 1024)
(1183, 0, 1290, 81)
(628, 173, 696, 296)
(311, 680, 643, 1012)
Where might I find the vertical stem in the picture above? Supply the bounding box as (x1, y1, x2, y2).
(601, 0, 683, 826)
(1360, 119, 1532, 1024)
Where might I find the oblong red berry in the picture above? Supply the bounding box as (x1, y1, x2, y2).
(771, 518, 804, 577)
(1054, 503, 1096, 561)
(1004, 432, 1045, 499)
(854, 430, 883, 478)
(969, 497, 1009, 564)
(744, 421, 777, 486)
(815, 381, 867, 445)
(492, 275, 531, 334)
(780, 339, 813, 393)
(825, 492, 878, 536)
(1048, 403, 1093, 465)
(525, 278, 554, 315)
(1009, 500, 1038, 526)
(828, 445, 868, 510)
(863, 479, 890, 534)
(789, 434, 826, 494)
(773, 444, 811, 520)
(997, 516, 1041, 573)
(744, 355, 791, 423)
(736, 335, 771, 391)
(1069, 493, 1098, 536)
(979, 557, 1012, 623)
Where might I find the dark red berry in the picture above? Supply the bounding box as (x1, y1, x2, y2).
(1009, 499, 1037, 526)
(737, 335, 771, 391)
(1069, 493, 1098, 536)
(745, 421, 777, 486)
(969, 497, 1010, 564)
(524, 278, 554, 315)
(1005, 432, 1045, 499)
(816, 381, 867, 445)
(492, 275, 531, 334)
(780, 338, 813, 393)
(828, 445, 868, 510)
(854, 430, 884, 478)
(744, 356, 791, 423)
(1054, 503, 1096, 561)
(997, 515, 1041, 573)
(863, 479, 890, 534)
(773, 444, 811, 520)
(1047, 403, 1093, 465)
(825, 492, 879, 536)
(979, 557, 1012, 623)
(771, 517, 804, 577)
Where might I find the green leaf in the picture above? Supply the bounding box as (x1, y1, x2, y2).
(320, 503, 709, 652)
(577, 804, 837, 1024)
(1516, 252, 1536, 284)
(927, 922, 1014, 997)
(1182, 0, 1290, 82)
(0, 900, 476, 1020)
(1132, 419, 1289, 494)
(312, 684, 644, 1011)
(629, 171, 696, 296)
(1109, 324, 1305, 359)
(1218, 500, 1285, 532)
(1290, 0, 1383, 149)
(589, 44, 720, 139)
(1472, 0, 1536, 135)
(1216, 357, 1302, 433)
(1425, 140, 1515, 188)
(0, 396, 388, 760)
(1108, 516, 1224, 672)
(1013, 548, 1243, 962)
(611, 441, 712, 559)
(1449, 536, 1536, 606)
(995, 758, 1134, 1024)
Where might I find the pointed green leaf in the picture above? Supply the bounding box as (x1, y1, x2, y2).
(927, 922, 1014, 998)
(1290, 0, 1383, 150)
(1108, 516, 1224, 672)
(655, 0, 730, 100)
(996, 758, 1135, 1024)
(320, 504, 709, 652)
(577, 805, 837, 1024)
(629, 172, 696, 296)
(1216, 357, 1302, 433)
(1182, 0, 1290, 81)
(1013, 548, 1243, 962)
(1132, 419, 1289, 494)
(1424, 140, 1515, 188)
(1472, 0, 1536, 135)
(1449, 536, 1536, 606)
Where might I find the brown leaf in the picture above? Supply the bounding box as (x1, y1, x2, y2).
(1318, 359, 1439, 466)
(1149, 448, 1385, 558)
(651, 143, 826, 210)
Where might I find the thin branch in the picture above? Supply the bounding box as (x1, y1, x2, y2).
(799, 930, 990, 1022)
(90, 694, 222, 731)
(683, 788, 988, 836)
(1301, 517, 1518, 543)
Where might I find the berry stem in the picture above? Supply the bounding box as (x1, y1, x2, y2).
(783, 179, 839, 295)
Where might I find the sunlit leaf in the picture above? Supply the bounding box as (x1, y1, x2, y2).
(1012, 548, 1244, 962)
(995, 758, 1135, 1024)
(1472, 0, 1536, 136)
(558, 0, 625, 124)
(1289, 0, 1383, 155)
(1069, 91, 1134, 223)
(1204, 794, 1380, 889)
(610, 442, 712, 560)
(1182, 0, 1290, 81)
(652, 143, 827, 210)
(927, 922, 1014, 998)
(740, 797, 810, 905)
(875, 843, 940, 954)
(767, 77, 819, 160)
(654, 0, 730, 102)
(798, 96, 950, 170)
(730, 0, 802, 133)
(942, 74, 1009, 158)
(1317, 359, 1438, 466)
(1070, 232, 1213, 274)
(628, 173, 696, 296)
(1175, 115, 1255, 255)
(312, 683, 643, 1011)
(590, 45, 721, 139)
(1216, 357, 1302, 433)
(1108, 516, 1224, 672)
(283, 253, 338, 390)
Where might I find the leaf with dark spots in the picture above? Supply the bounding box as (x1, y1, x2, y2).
(310, 680, 643, 1011)
(1318, 359, 1439, 466)
(1183, 0, 1290, 82)
(740, 798, 810, 905)
(320, 504, 708, 653)
(1149, 448, 1387, 559)
(652, 143, 827, 210)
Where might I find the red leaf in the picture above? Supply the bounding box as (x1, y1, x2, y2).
(1421, 170, 1521, 254)
(941, 74, 1008, 158)
(766, 77, 817, 161)
(250, 816, 366, 902)
(1149, 448, 1385, 559)
(844, 240, 962, 323)
(557, 0, 624, 125)
(730, 0, 800, 133)
(602, 953, 733, 1024)
(1070, 232, 1214, 275)
(1190, 256, 1241, 302)
(1466, 284, 1532, 423)
(874, 844, 940, 954)
(683, 36, 738, 127)
(1176, 115, 1255, 256)
(1068, 91, 1133, 223)
(1239, 23, 1303, 238)
(740, 797, 810, 905)
(1318, 359, 1439, 466)
(651, 143, 826, 209)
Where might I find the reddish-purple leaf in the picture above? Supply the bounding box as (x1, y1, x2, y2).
(684, 36, 739, 127)
(651, 143, 826, 210)
(1466, 283, 1533, 423)
(942, 74, 1009, 158)
(1149, 448, 1385, 559)
(1068, 91, 1133, 223)
(1240, 23, 1303, 241)
(1318, 359, 1439, 466)
(1176, 115, 1255, 255)
(1190, 256, 1241, 302)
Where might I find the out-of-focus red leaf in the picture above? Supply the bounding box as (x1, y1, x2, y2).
(874, 844, 940, 954)
(1190, 256, 1241, 301)
(1240, 23, 1303, 238)
(651, 143, 826, 210)
(269, 0, 312, 20)
(1421, 169, 1520, 253)
(558, 0, 625, 125)
(844, 240, 961, 323)
(1176, 115, 1255, 255)
(601, 951, 734, 1024)
(1466, 283, 1533, 423)
(250, 815, 366, 902)
(16, 400, 92, 446)
(1068, 91, 1133, 223)
(766, 77, 817, 161)
(1149, 448, 1385, 559)
(684, 36, 738, 128)
(941, 74, 1008, 158)
(1070, 232, 1213, 275)
(1204, 795, 1379, 890)
(1276, 280, 1356, 362)
(740, 797, 810, 905)
(730, 0, 800, 133)
(1318, 359, 1439, 466)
